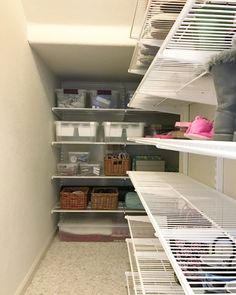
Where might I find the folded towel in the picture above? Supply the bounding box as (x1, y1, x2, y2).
(125, 192, 144, 210)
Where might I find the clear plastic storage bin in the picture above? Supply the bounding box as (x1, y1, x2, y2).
(68, 152, 90, 163)
(57, 163, 78, 176)
(56, 121, 99, 141)
(79, 163, 101, 176)
(102, 122, 145, 141)
(55, 89, 87, 108)
(58, 213, 129, 241)
(88, 90, 124, 109)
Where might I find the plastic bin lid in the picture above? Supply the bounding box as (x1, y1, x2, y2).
(55, 121, 99, 125)
(58, 213, 127, 228)
(102, 122, 145, 125)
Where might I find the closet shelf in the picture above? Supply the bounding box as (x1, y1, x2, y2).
(51, 175, 130, 180)
(51, 202, 145, 214)
(130, 0, 149, 39)
(126, 215, 185, 294)
(128, 171, 236, 294)
(125, 272, 139, 295)
(52, 107, 158, 120)
(129, 0, 236, 109)
(52, 141, 143, 146)
(128, 137, 236, 160)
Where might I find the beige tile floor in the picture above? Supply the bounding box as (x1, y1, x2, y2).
(24, 236, 130, 295)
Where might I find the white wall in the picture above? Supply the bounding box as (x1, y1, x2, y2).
(0, 1, 58, 294)
(189, 103, 236, 200)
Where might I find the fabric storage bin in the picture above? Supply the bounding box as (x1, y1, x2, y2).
(91, 187, 119, 210)
(68, 152, 90, 163)
(79, 163, 101, 176)
(57, 163, 78, 176)
(56, 121, 99, 141)
(102, 122, 145, 141)
(104, 153, 130, 176)
(60, 187, 89, 209)
(55, 89, 87, 108)
(125, 192, 144, 210)
(58, 213, 129, 241)
(88, 90, 124, 108)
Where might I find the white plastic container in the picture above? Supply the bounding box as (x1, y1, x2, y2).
(56, 121, 99, 141)
(55, 89, 87, 108)
(102, 122, 145, 141)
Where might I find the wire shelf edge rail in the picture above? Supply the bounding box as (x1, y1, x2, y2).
(128, 171, 236, 294)
(127, 137, 236, 160)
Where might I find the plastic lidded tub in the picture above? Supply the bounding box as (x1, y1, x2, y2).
(56, 121, 99, 141)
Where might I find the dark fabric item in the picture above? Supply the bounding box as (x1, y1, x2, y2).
(210, 61, 236, 141)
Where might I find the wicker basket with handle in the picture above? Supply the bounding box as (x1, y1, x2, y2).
(60, 187, 89, 209)
(104, 153, 130, 176)
(91, 187, 119, 210)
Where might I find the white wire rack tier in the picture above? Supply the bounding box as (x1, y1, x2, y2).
(126, 215, 185, 294)
(139, 0, 187, 46)
(167, 0, 236, 52)
(128, 137, 236, 160)
(51, 202, 145, 214)
(128, 171, 236, 294)
(125, 272, 138, 295)
(52, 141, 143, 146)
(127, 93, 186, 114)
(51, 175, 130, 180)
(130, 0, 149, 39)
(126, 240, 143, 295)
(129, 0, 236, 109)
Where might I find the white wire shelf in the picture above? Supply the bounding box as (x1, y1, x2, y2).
(52, 141, 143, 146)
(51, 202, 145, 214)
(129, 0, 236, 109)
(128, 137, 236, 160)
(125, 272, 138, 295)
(128, 171, 236, 294)
(126, 215, 185, 294)
(138, 0, 187, 47)
(126, 241, 143, 295)
(130, 0, 149, 39)
(51, 175, 130, 180)
(52, 107, 158, 119)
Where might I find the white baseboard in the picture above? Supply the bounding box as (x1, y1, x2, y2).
(14, 228, 57, 295)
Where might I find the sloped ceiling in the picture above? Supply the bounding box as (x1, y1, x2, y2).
(21, 0, 142, 81)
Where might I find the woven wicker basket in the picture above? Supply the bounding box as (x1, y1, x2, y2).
(104, 156, 130, 176)
(91, 187, 119, 210)
(60, 187, 89, 209)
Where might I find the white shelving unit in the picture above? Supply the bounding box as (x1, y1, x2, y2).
(52, 141, 143, 146)
(128, 0, 186, 76)
(128, 0, 236, 112)
(128, 137, 236, 160)
(127, 171, 236, 294)
(52, 175, 130, 180)
(51, 104, 180, 215)
(52, 107, 159, 120)
(125, 271, 138, 295)
(126, 215, 185, 294)
(51, 202, 145, 214)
